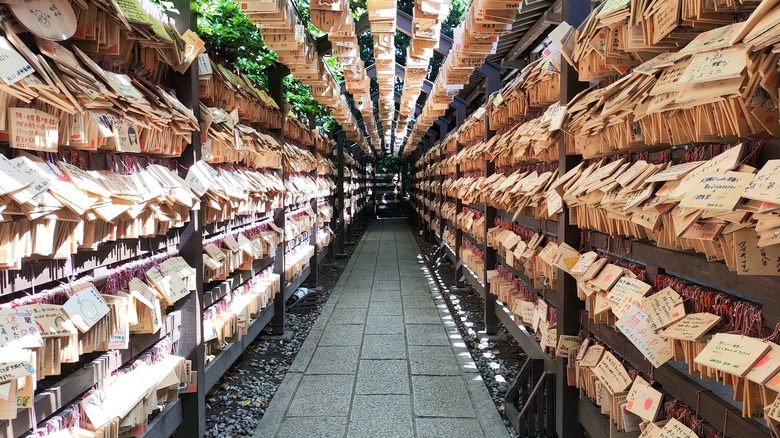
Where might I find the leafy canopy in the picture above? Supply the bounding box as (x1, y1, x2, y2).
(194, 0, 467, 135)
(197, 0, 337, 131)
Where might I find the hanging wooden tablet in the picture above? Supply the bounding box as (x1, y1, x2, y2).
(8, 0, 77, 41)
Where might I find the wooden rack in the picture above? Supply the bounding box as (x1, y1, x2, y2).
(0, 1, 369, 436)
(408, 0, 780, 434)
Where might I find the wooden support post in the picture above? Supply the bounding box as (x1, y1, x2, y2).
(347, 145, 354, 243)
(438, 142, 445, 242)
(435, 118, 449, 142)
(480, 60, 504, 336)
(452, 97, 468, 127)
(171, 0, 204, 434)
(433, 120, 447, 243)
(361, 159, 368, 223)
(336, 132, 347, 255)
(372, 157, 378, 217)
(555, 0, 590, 434)
(306, 116, 319, 287)
(269, 64, 289, 336)
(452, 98, 466, 288)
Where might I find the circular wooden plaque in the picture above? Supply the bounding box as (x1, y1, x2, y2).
(9, 0, 77, 41)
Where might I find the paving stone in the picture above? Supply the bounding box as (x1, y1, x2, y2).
(466, 375, 512, 438)
(408, 345, 460, 376)
(398, 266, 424, 276)
(306, 346, 360, 374)
(401, 283, 431, 296)
(286, 374, 354, 417)
(361, 334, 407, 359)
(369, 289, 402, 302)
(365, 315, 405, 335)
(373, 280, 401, 291)
(276, 417, 348, 437)
(346, 279, 374, 289)
(401, 295, 437, 309)
(288, 330, 323, 373)
(348, 395, 413, 438)
(404, 307, 443, 325)
(335, 294, 370, 309)
(329, 307, 367, 324)
(349, 269, 375, 278)
(414, 418, 485, 438)
(318, 324, 364, 346)
(252, 219, 513, 438)
(374, 270, 400, 281)
(355, 360, 410, 394)
(406, 324, 451, 346)
(411, 376, 476, 418)
(368, 300, 403, 316)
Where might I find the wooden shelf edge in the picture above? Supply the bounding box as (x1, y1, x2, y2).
(444, 245, 457, 265)
(203, 257, 276, 309)
(581, 311, 770, 437)
(2, 311, 182, 437)
(202, 211, 274, 238)
(141, 399, 183, 438)
(463, 232, 485, 251)
(284, 265, 312, 301)
(463, 266, 486, 298)
(494, 301, 556, 372)
(204, 304, 276, 393)
(578, 396, 639, 438)
(1, 228, 183, 297)
(316, 247, 329, 264)
(495, 254, 559, 308)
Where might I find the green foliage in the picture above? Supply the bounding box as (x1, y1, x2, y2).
(325, 55, 344, 83)
(283, 76, 339, 131)
(441, 0, 468, 38)
(358, 32, 375, 65)
(197, 0, 337, 132)
(293, 0, 326, 37)
(197, 0, 277, 88)
(426, 52, 445, 81)
(195, 0, 469, 135)
(395, 31, 410, 65)
(397, 0, 413, 14)
(350, 0, 367, 18)
(376, 153, 399, 173)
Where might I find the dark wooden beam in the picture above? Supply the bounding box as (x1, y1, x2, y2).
(172, 0, 205, 433)
(505, 0, 562, 61)
(502, 58, 529, 70)
(555, 0, 589, 433)
(482, 63, 502, 336)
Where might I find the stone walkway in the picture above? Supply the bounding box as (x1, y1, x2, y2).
(253, 219, 509, 438)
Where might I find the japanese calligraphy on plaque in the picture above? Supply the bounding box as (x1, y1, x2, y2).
(9, 108, 59, 152)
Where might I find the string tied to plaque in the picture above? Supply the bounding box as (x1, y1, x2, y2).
(647, 363, 655, 384)
(763, 322, 780, 344)
(739, 137, 765, 168)
(656, 149, 672, 164)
